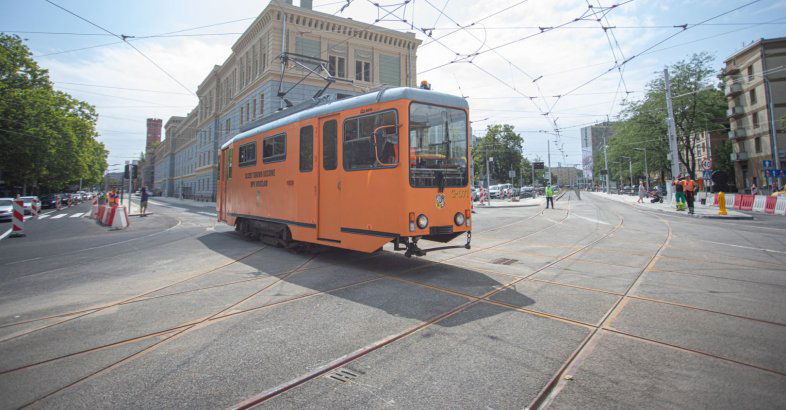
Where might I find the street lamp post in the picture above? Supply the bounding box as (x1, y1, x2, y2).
(635, 147, 649, 189)
(621, 156, 633, 187)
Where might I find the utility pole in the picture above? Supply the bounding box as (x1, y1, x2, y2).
(664, 68, 681, 180)
(765, 76, 782, 189)
(547, 138, 552, 185)
(603, 134, 610, 193)
(486, 156, 493, 204)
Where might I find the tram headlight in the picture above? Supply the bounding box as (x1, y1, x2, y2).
(454, 212, 465, 226)
(417, 214, 429, 229)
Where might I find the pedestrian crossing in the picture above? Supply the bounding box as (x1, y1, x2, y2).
(31, 211, 86, 220)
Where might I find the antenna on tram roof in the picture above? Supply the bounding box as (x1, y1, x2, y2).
(275, 52, 353, 108)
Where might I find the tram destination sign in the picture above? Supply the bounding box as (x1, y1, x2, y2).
(533, 162, 545, 170)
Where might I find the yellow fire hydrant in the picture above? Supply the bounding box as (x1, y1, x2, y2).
(718, 192, 727, 215)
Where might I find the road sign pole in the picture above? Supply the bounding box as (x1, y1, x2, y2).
(665, 69, 680, 180)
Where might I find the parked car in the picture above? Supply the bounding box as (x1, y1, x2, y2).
(519, 186, 534, 198)
(0, 198, 13, 222)
(471, 187, 480, 202)
(488, 185, 501, 199)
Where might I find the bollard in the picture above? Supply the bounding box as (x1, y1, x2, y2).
(10, 199, 25, 237)
(718, 192, 727, 216)
(32, 199, 40, 218)
(56, 195, 62, 210)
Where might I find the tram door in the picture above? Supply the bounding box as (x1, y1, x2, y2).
(318, 116, 341, 242)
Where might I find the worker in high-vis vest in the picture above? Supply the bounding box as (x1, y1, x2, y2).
(683, 176, 697, 214)
(107, 189, 119, 207)
(545, 184, 554, 209)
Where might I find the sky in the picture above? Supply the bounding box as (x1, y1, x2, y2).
(1, 0, 785, 173)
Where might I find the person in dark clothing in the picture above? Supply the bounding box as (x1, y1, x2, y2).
(140, 187, 149, 215)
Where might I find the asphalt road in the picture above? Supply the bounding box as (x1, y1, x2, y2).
(0, 193, 784, 409)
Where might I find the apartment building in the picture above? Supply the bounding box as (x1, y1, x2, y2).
(580, 122, 615, 186)
(723, 37, 786, 192)
(155, 0, 420, 201)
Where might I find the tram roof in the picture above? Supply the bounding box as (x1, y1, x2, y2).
(221, 87, 469, 149)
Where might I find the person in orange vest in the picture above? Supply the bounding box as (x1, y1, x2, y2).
(683, 175, 697, 214)
(107, 189, 119, 207)
(673, 177, 686, 211)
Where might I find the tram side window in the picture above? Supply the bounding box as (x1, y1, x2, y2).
(263, 133, 286, 163)
(299, 126, 314, 172)
(343, 110, 397, 170)
(238, 141, 256, 167)
(322, 120, 337, 170)
(227, 148, 233, 179)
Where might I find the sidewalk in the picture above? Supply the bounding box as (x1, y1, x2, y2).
(588, 192, 754, 220)
(145, 195, 216, 209)
(474, 197, 542, 209)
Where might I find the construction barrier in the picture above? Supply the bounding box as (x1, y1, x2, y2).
(739, 194, 754, 211)
(108, 205, 129, 229)
(765, 196, 777, 214)
(101, 205, 111, 225)
(11, 199, 25, 237)
(776, 196, 786, 216)
(95, 204, 105, 221)
(32, 199, 40, 218)
(752, 195, 767, 213)
(713, 193, 719, 206)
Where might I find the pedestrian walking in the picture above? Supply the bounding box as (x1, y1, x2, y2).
(545, 183, 554, 209)
(684, 175, 697, 214)
(751, 183, 758, 195)
(673, 177, 686, 211)
(637, 180, 646, 203)
(140, 187, 149, 216)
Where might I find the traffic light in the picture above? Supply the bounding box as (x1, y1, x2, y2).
(124, 164, 138, 179)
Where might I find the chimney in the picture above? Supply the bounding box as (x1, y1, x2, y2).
(300, 0, 312, 9)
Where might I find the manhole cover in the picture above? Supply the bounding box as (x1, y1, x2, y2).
(327, 368, 360, 383)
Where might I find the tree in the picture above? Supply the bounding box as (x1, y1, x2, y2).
(0, 34, 107, 194)
(471, 124, 524, 185)
(608, 52, 727, 183)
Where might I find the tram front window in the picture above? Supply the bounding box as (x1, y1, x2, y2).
(409, 102, 468, 188)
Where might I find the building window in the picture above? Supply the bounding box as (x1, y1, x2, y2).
(753, 111, 760, 128)
(747, 65, 754, 82)
(259, 93, 264, 118)
(225, 119, 231, 136)
(355, 60, 371, 82)
(246, 102, 250, 122)
(328, 55, 346, 78)
(299, 126, 313, 172)
(240, 107, 244, 125)
(378, 54, 400, 86)
(755, 137, 761, 153)
(749, 88, 757, 105)
(263, 133, 286, 163)
(253, 98, 257, 119)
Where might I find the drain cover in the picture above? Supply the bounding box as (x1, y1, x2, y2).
(491, 258, 518, 265)
(327, 368, 359, 383)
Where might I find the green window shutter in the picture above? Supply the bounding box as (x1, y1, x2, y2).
(379, 54, 400, 86)
(295, 37, 320, 59)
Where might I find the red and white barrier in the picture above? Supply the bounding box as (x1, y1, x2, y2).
(752, 195, 767, 213)
(765, 196, 777, 214)
(101, 205, 111, 225)
(11, 199, 25, 238)
(724, 193, 735, 209)
(739, 194, 754, 211)
(32, 199, 40, 218)
(107, 205, 129, 229)
(776, 196, 786, 216)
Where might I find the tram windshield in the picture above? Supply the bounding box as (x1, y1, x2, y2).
(408, 102, 468, 188)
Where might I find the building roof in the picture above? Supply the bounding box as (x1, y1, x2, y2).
(723, 36, 786, 63)
(221, 87, 468, 149)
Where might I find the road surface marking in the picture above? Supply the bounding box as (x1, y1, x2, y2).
(700, 239, 786, 254)
(198, 211, 218, 217)
(70, 212, 85, 218)
(38, 214, 51, 219)
(4, 256, 42, 265)
(50, 214, 67, 219)
(0, 228, 10, 241)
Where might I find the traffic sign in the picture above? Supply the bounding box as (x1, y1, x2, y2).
(508, 170, 516, 178)
(533, 162, 544, 170)
(702, 170, 712, 180)
(763, 160, 773, 168)
(702, 159, 712, 170)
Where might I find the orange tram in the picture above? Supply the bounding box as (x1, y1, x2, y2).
(217, 87, 471, 257)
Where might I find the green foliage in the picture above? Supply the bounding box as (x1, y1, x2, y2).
(713, 139, 734, 179)
(471, 124, 524, 184)
(0, 34, 107, 193)
(607, 52, 727, 182)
